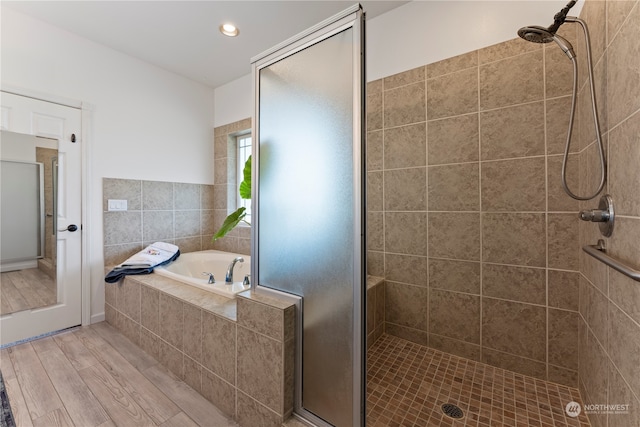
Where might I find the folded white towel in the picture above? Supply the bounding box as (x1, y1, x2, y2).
(118, 242, 179, 269)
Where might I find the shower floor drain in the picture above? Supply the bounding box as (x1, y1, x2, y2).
(441, 403, 464, 419)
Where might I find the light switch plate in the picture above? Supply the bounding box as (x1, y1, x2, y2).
(108, 199, 128, 211)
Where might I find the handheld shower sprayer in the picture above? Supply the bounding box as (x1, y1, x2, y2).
(517, 1, 606, 201)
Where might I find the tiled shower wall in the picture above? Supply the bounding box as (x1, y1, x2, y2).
(102, 178, 218, 266)
(211, 118, 252, 256)
(575, 1, 640, 426)
(366, 29, 583, 387)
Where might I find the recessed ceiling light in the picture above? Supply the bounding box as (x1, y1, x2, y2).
(220, 23, 239, 37)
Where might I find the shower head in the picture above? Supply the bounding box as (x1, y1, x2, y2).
(517, 0, 577, 59)
(517, 25, 555, 43)
(518, 25, 576, 59)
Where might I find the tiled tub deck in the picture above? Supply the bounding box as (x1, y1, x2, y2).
(105, 272, 295, 427)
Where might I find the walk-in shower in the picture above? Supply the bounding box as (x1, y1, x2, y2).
(518, 0, 606, 201)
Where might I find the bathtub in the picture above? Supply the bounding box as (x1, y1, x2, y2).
(154, 250, 250, 298)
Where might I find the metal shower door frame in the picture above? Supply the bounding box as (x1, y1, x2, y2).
(250, 4, 366, 426)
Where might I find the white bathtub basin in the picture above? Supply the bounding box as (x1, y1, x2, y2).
(155, 250, 250, 298)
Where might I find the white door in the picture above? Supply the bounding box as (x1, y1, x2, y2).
(1, 91, 83, 345)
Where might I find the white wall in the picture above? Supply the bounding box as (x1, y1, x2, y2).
(1, 7, 216, 322)
(214, 0, 583, 125)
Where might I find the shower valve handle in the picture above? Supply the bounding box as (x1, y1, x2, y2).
(579, 209, 609, 222)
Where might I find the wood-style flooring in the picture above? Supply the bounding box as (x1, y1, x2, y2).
(0, 268, 56, 316)
(0, 322, 237, 427)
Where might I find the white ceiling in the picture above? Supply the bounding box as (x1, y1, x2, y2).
(5, 1, 409, 89)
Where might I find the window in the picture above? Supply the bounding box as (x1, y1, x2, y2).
(236, 133, 252, 224)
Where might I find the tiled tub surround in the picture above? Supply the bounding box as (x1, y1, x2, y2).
(105, 273, 295, 427)
(103, 178, 222, 266)
(212, 118, 252, 256)
(366, 30, 583, 388)
(574, 1, 640, 427)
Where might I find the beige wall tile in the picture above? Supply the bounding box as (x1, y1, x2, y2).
(608, 301, 640, 400)
(384, 282, 428, 331)
(143, 181, 173, 210)
(482, 298, 546, 361)
(202, 369, 236, 418)
(366, 131, 383, 171)
(548, 270, 580, 311)
(548, 214, 579, 270)
(580, 278, 609, 352)
(366, 172, 383, 212)
(120, 279, 140, 323)
(429, 290, 480, 344)
(548, 308, 579, 368)
(385, 253, 427, 287)
(174, 211, 201, 238)
(544, 41, 575, 99)
(481, 348, 546, 380)
(383, 66, 425, 90)
(608, 361, 640, 427)
(237, 298, 284, 341)
(143, 211, 174, 242)
(609, 110, 640, 216)
(174, 183, 200, 210)
(385, 212, 427, 256)
(367, 212, 384, 251)
(427, 114, 479, 165)
(384, 323, 428, 347)
(183, 356, 202, 393)
(482, 213, 546, 267)
(237, 327, 284, 414)
(384, 168, 427, 211)
(202, 311, 236, 384)
(606, 0, 639, 44)
(236, 391, 282, 427)
(546, 96, 574, 155)
(427, 67, 478, 120)
(383, 123, 426, 169)
(480, 50, 544, 110)
(104, 212, 142, 245)
(480, 102, 545, 160)
(547, 154, 580, 212)
(428, 259, 480, 294)
(367, 91, 383, 131)
(183, 303, 202, 363)
(103, 178, 141, 211)
(428, 334, 480, 361)
(482, 264, 545, 305)
(104, 243, 142, 267)
(481, 157, 546, 212)
(579, 325, 609, 414)
(427, 50, 478, 78)
(160, 294, 183, 351)
(159, 340, 183, 379)
(548, 364, 578, 388)
(428, 163, 479, 211)
(428, 212, 480, 261)
(478, 38, 541, 65)
(384, 81, 426, 127)
(140, 327, 160, 361)
(609, 268, 640, 325)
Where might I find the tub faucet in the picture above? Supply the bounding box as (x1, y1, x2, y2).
(225, 257, 244, 284)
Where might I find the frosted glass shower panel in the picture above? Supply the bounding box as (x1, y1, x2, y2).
(258, 26, 362, 427)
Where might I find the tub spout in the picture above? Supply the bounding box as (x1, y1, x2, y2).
(225, 257, 244, 284)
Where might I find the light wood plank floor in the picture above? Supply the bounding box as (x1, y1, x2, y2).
(0, 322, 238, 427)
(0, 268, 57, 315)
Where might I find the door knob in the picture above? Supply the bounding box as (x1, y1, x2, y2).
(58, 224, 78, 232)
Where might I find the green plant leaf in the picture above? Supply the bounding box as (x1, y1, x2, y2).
(239, 155, 251, 200)
(212, 207, 246, 241)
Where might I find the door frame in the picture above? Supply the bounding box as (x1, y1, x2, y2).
(1, 84, 92, 329)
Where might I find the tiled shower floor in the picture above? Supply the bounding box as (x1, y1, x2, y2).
(367, 334, 591, 427)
